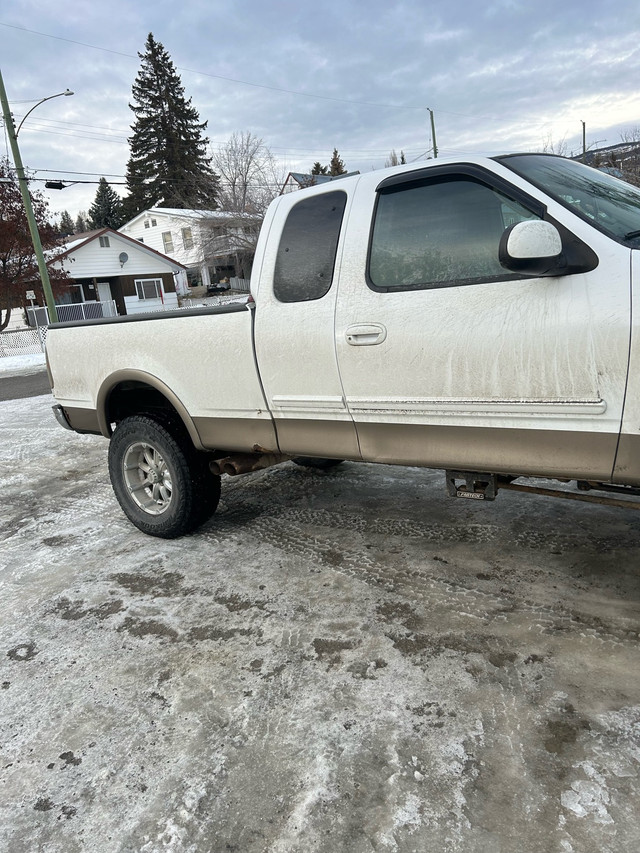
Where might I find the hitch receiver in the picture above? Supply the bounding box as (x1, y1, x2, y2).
(446, 471, 498, 501)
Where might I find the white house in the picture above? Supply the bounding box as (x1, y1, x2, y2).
(51, 229, 186, 317)
(119, 208, 261, 292)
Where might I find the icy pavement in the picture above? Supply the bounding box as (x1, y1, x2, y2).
(1, 394, 639, 852)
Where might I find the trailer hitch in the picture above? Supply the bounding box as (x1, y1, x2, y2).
(446, 471, 498, 501)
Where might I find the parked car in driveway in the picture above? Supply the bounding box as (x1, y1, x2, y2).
(206, 279, 231, 295)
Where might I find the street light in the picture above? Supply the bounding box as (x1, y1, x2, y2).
(16, 89, 73, 137)
(0, 71, 74, 324)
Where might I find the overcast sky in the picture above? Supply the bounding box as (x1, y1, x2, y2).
(1, 0, 640, 219)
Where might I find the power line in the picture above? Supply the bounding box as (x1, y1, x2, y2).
(11, 114, 131, 136)
(5, 117, 429, 161)
(0, 20, 471, 117)
(7, 125, 129, 144)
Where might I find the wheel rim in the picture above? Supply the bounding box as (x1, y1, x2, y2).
(123, 441, 172, 515)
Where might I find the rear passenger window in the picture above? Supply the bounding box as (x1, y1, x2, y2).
(274, 191, 347, 303)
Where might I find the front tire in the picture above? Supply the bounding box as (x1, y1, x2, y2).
(108, 415, 221, 538)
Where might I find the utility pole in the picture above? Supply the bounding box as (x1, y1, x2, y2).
(428, 108, 438, 159)
(0, 69, 68, 324)
(581, 120, 586, 164)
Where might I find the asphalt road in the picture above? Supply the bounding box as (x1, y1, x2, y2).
(0, 370, 51, 402)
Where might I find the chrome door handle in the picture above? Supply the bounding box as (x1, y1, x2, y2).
(345, 323, 387, 346)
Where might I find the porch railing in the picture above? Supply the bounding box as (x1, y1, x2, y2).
(27, 300, 118, 326)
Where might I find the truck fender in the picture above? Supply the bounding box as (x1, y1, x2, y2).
(96, 368, 205, 451)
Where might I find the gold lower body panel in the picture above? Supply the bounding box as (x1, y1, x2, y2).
(62, 407, 640, 486)
(356, 421, 621, 482)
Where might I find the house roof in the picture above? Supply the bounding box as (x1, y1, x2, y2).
(281, 172, 334, 191)
(279, 171, 360, 194)
(120, 208, 261, 231)
(59, 229, 105, 253)
(54, 227, 187, 269)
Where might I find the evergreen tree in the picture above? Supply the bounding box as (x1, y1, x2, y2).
(88, 177, 124, 229)
(75, 212, 87, 233)
(58, 210, 74, 237)
(328, 148, 347, 176)
(124, 33, 218, 217)
(311, 161, 328, 175)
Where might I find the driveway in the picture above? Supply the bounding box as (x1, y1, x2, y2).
(0, 370, 51, 401)
(1, 394, 639, 852)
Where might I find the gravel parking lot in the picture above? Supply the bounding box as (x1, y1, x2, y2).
(1, 392, 639, 852)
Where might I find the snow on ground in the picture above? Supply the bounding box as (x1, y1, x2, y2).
(0, 353, 46, 376)
(1, 393, 639, 852)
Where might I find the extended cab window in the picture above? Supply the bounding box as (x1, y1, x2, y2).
(274, 190, 347, 302)
(368, 175, 538, 290)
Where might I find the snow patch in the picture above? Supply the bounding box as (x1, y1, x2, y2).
(0, 352, 46, 376)
(561, 762, 613, 825)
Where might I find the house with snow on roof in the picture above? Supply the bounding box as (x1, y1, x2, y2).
(119, 208, 261, 292)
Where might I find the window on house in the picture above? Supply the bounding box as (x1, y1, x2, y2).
(99, 236, 110, 247)
(162, 231, 174, 253)
(151, 218, 157, 226)
(182, 227, 194, 250)
(144, 221, 150, 229)
(135, 279, 163, 300)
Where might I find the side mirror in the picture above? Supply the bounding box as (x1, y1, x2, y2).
(499, 220, 566, 276)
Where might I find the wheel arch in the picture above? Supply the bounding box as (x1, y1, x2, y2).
(97, 369, 205, 451)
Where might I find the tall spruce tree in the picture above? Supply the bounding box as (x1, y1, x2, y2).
(328, 148, 347, 176)
(124, 33, 218, 217)
(89, 178, 124, 229)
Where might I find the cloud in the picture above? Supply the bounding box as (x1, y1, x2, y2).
(1, 0, 639, 216)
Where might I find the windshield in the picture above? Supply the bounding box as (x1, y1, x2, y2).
(496, 153, 640, 246)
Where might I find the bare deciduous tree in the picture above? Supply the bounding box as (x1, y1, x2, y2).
(194, 131, 286, 282)
(213, 131, 285, 215)
(617, 128, 640, 186)
(0, 159, 70, 330)
(384, 149, 406, 167)
(540, 133, 570, 157)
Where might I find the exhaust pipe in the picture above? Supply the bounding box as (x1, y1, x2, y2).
(209, 452, 291, 476)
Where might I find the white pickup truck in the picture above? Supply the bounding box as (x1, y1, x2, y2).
(46, 153, 640, 536)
